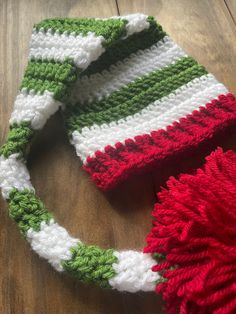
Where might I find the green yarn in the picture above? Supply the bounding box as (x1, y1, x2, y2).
(21, 77, 67, 100)
(153, 252, 166, 261)
(65, 64, 207, 133)
(0, 14, 225, 293)
(70, 56, 197, 116)
(33, 17, 164, 77)
(156, 276, 167, 284)
(25, 60, 77, 83)
(82, 16, 166, 77)
(8, 188, 53, 236)
(34, 18, 128, 46)
(22, 17, 165, 103)
(21, 60, 78, 101)
(0, 123, 34, 158)
(62, 244, 118, 288)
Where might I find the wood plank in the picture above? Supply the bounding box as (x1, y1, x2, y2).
(1, 0, 236, 313)
(0, 1, 158, 313)
(225, 0, 236, 24)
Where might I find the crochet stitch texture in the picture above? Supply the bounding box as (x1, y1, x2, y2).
(0, 13, 236, 297)
(4, 14, 236, 191)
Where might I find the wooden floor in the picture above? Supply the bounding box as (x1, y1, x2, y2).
(0, 0, 236, 313)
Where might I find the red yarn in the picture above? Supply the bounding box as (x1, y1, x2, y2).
(144, 148, 236, 314)
(84, 93, 236, 191)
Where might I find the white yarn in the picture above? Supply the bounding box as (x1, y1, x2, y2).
(109, 251, 159, 292)
(0, 154, 34, 199)
(10, 90, 62, 130)
(0, 155, 158, 290)
(27, 219, 158, 290)
(69, 37, 186, 104)
(122, 13, 150, 36)
(30, 30, 105, 69)
(27, 219, 79, 271)
(98, 13, 150, 37)
(71, 75, 228, 162)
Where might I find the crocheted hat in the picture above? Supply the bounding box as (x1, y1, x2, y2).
(1, 13, 236, 313)
(3, 13, 236, 191)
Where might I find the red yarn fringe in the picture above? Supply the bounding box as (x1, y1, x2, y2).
(144, 148, 236, 314)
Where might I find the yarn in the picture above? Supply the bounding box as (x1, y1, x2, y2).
(0, 13, 236, 300)
(21, 77, 69, 99)
(62, 244, 117, 288)
(72, 75, 225, 162)
(84, 94, 236, 190)
(66, 57, 200, 128)
(10, 90, 62, 129)
(0, 14, 162, 292)
(0, 154, 33, 199)
(34, 17, 127, 43)
(2, 13, 234, 191)
(24, 60, 77, 83)
(9, 188, 53, 235)
(145, 148, 236, 314)
(82, 16, 165, 76)
(0, 123, 33, 157)
(69, 36, 185, 106)
(28, 219, 78, 271)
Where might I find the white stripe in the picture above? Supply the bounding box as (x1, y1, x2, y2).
(30, 14, 150, 69)
(27, 218, 159, 290)
(97, 13, 150, 37)
(71, 75, 228, 162)
(27, 219, 79, 272)
(29, 30, 105, 69)
(109, 251, 159, 292)
(0, 154, 34, 199)
(10, 90, 62, 130)
(0, 153, 158, 286)
(122, 13, 150, 36)
(69, 37, 186, 104)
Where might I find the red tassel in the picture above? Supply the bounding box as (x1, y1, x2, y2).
(144, 148, 236, 314)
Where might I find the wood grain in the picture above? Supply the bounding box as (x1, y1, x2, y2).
(225, 0, 236, 24)
(0, 1, 235, 313)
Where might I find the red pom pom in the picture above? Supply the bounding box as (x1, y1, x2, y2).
(144, 148, 236, 314)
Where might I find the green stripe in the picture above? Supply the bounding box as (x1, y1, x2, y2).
(22, 18, 164, 100)
(82, 17, 166, 77)
(0, 123, 34, 158)
(21, 77, 67, 100)
(34, 18, 128, 46)
(21, 60, 78, 101)
(62, 243, 117, 288)
(8, 188, 53, 236)
(70, 56, 196, 116)
(65, 64, 207, 133)
(24, 60, 77, 83)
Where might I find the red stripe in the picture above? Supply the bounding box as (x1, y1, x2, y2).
(83, 93, 236, 191)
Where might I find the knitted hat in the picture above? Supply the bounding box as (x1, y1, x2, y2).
(1, 13, 236, 311)
(3, 13, 236, 191)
